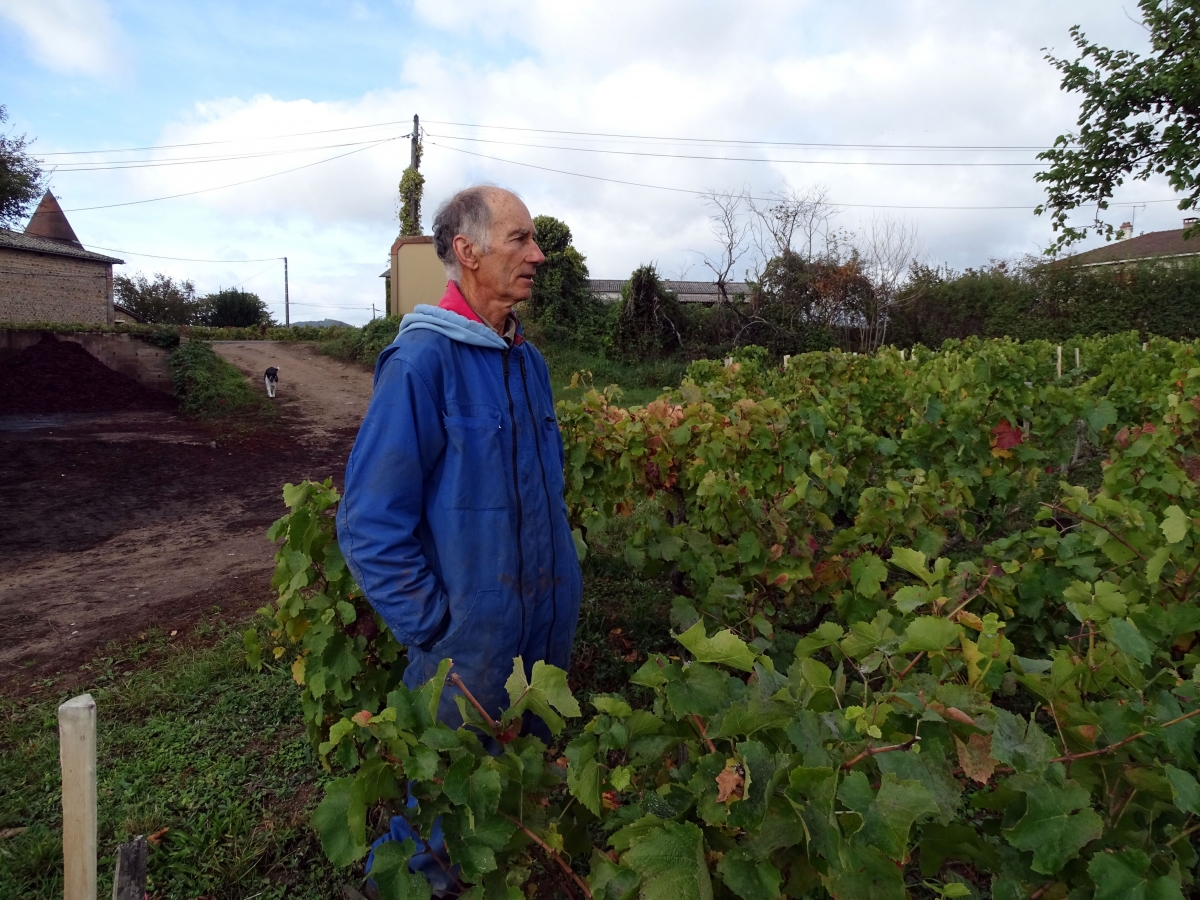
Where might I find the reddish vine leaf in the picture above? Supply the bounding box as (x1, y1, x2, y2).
(955, 734, 997, 785)
(990, 420, 1024, 452)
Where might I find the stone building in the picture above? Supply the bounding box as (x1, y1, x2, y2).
(0, 191, 124, 325)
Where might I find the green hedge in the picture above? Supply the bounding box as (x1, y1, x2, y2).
(890, 259, 1200, 346)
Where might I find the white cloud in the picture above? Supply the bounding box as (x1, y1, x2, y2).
(0, 0, 121, 77)
(54, 0, 1178, 324)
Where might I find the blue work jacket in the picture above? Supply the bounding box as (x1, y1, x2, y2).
(337, 298, 583, 731)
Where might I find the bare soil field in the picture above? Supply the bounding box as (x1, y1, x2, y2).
(0, 339, 373, 687)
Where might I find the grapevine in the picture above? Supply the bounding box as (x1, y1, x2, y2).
(252, 331, 1200, 899)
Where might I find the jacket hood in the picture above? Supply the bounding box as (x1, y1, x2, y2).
(397, 305, 508, 350)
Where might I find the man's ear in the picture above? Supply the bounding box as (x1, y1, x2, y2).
(453, 234, 481, 272)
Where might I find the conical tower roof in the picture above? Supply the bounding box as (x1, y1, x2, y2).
(24, 191, 83, 248)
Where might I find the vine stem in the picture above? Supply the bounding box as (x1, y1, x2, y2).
(944, 567, 998, 622)
(842, 736, 920, 770)
(691, 714, 718, 754)
(1167, 820, 1200, 847)
(896, 652, 925, 680)
(447, 667, 500, 734)
(503, 814, 593, 900)
(1047, 707, 1200, 764)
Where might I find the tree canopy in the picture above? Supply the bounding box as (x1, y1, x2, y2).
(115, 273, 202, 325)
(1037, 1, 1200, 251)
(0, 106, 45, 230)
(203, 288, 274, 327)
(526, 215, 604, 339)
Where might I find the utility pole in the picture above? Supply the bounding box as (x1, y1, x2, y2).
(283, 256, 290, 328)
(411, 114, 420, 169)
(372, 303, 377, 320)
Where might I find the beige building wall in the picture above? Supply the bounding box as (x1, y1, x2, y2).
(0, 248, 114, 325)
(389, 236, 447, 317)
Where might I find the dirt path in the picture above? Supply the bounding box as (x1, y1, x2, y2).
(0, 342, 374, 687)
(213, 341, 373, 437)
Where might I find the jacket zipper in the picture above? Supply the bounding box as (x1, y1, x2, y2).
(518, 353, 559, 661)
(502, 350, 527, 637)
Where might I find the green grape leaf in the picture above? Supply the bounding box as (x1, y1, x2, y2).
(443, 809, 514, 880)
(566, 734, 602, 816)
(621, 819, 713, 900)
(1109, 618, 1154, 665)
(589, 850, 640, 900)
(1088, 849, 1184, 900)
(889, 547, 931, 583)
(504, 657, 581, 735)
(1086, 399, 1118, 432)
(594, 695, 634, 718)
(676, 621, 758, 672)
(358, 756, 401, 805)
(1146, 546, 1172, 584)
(370, 839, 432, 900)
(1004, 773, 1104, 875)
(892, 585, 928, 614)
(823, 842, 904, 900)
(1165, 765, 1200, 816)
(311, 777, 367, 867)
(860, 774, 938, 860)
(850, 553, 888, 598)
(899, 617, 961, 653)
(716, 848, 781, 900)
(990, 710, 1055, 775)
(1161, 505, 1190, 544)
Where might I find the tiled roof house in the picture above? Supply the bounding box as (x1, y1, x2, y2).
(0, 191, 124, 325)
(1063, 217, 1200, 268)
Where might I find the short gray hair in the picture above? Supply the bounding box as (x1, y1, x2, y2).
(433, 186, 497, 280)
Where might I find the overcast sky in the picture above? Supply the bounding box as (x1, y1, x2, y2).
(0, 0, 1178, 325)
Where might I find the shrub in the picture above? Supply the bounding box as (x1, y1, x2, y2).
(168, 340, 262, 418)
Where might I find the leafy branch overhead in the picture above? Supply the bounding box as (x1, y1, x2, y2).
(1036, 1, 1200, 251)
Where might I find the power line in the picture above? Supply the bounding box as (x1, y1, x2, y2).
(86, 245, 282, 262)
(48, 135, 410, 172)
(427, 132, 1045, 167)
(423, 119, 1068, 152)
(38, 120, 414, 156)
(428, 141, 1033, 208)
(61, 137, 402, 212)
(229, 260, 282, 290)
(429, 141, 1183, 211)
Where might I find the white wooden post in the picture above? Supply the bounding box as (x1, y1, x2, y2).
(901, 349, 906, 361)
(1056, 345, 1062, 379)
(60, 694, 97, 900)
(724, 357, 733, 368)
(1143, 341, 1149, 351)
(1075, 347, 1080, 369)
(782, 354, 790, 370)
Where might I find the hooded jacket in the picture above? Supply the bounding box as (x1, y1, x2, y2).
(337, 282, 583, 730)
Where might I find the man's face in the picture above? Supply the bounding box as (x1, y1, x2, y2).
(476, 192, 545, 305)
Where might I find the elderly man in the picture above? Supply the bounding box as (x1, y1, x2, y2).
(337, 186, 582, 889)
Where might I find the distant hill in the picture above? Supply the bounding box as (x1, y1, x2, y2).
(291, 319, 352, 328)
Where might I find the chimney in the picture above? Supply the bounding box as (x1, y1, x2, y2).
(1184, 217, 1198, 228)
(1116, 221, 1133, 240)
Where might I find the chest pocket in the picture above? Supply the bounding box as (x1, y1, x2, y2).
(442, 413, 507, 510)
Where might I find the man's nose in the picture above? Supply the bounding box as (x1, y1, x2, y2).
(529, 241, 546, 266)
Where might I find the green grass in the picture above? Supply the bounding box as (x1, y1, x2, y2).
(0, 561, 675, 899)
(0, 622, 339, 900)
(168, 340, 273, 419)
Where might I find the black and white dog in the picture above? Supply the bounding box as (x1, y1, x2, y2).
(264, 366, 279, 398)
